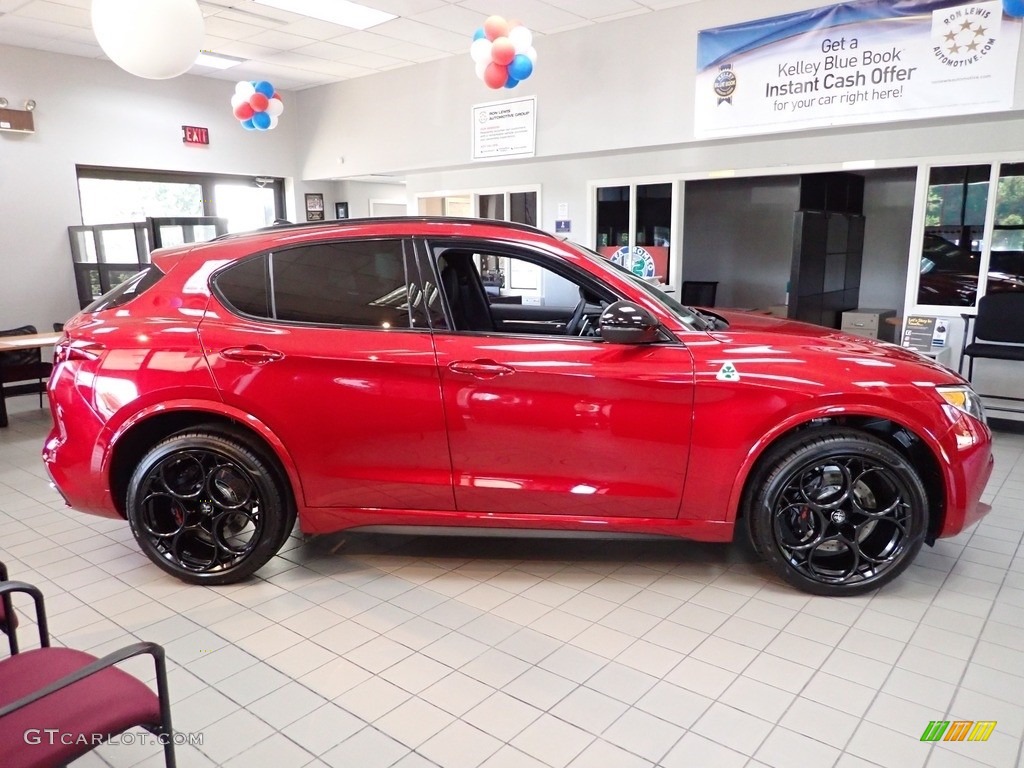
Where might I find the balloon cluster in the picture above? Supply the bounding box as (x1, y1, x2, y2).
(469, 15, 537, 89)
(231, 81, 284, 131)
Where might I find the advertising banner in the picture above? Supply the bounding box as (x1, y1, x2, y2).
(695, 0, 1022, 138)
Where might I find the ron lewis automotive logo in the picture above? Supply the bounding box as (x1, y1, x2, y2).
(932, 2, 1002, 68)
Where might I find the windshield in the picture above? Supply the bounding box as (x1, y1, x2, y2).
(566, 241, 714, 331)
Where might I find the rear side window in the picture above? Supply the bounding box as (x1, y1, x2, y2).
(85, 267, 164, 312)
(214, 239, 421, 329)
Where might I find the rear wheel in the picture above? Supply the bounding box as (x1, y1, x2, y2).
(747, 429, 928, 596)
(126, 430, 294, 585)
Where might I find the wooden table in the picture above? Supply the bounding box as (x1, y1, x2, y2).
(0, 331, 62, 427)
(0, 332, 63, 351)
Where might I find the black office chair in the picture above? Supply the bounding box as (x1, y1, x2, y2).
(681, 281, 718, 307)
(959, 292, 1024, 381)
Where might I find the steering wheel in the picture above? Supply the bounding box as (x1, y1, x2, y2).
(565, 288, 589, 336)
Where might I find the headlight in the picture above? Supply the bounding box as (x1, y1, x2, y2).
(937, 385, 987, 424)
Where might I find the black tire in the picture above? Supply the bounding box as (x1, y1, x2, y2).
(746, 428, 928, 597)
(126, 430, 295, 585)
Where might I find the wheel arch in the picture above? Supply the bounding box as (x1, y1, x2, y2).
(107, 404, 304, 519)
(731, 413, 946, 544)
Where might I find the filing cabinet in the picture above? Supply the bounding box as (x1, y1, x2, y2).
(841, 308, 896, 342)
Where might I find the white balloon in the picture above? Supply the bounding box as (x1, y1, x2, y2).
(267, 115, 279, 130)
(92, 0, 204, 80)
(470, 37, 492, 65)
(525, 46, 537, 64)
(266, 97, 284, 117)
(475, 59, 489, 79)
(230, 93, 247, 109)
(508, 25, 533, 53)
(235, 80, 256, 98)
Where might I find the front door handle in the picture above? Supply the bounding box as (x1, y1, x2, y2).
(448, 359, 515, 379)
(221, 345, 284, 365)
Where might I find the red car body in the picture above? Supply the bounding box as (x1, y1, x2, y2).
(43, 218, 993, 594)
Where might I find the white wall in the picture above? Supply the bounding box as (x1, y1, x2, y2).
(682, 177, 800, 309)
(0, 44, 309, 331)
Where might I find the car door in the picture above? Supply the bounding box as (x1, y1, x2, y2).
(421, 238, 695, 519)
(201, 237, 454, 512)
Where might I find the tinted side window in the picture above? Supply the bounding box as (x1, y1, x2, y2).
(272, 241, 413, 328)
(215, 254, 271, 318)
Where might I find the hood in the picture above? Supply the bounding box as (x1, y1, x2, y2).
(702, 309, 963, 386)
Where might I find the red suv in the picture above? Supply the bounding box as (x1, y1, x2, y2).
(44, 218, 993, 596)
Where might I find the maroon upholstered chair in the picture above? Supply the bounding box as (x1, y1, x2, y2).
(0, 580, 176, 768)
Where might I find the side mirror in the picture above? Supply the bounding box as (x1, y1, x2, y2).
(599, 300, 660, 344)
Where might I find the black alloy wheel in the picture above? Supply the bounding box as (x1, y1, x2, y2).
(126, 430, 294, 585)
(748, 428, 928, 596)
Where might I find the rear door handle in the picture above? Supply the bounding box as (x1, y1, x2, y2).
(448, 359, 515, 379)
(221, 345, 284, 365)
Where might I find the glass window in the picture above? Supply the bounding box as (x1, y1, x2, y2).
(215, 242, 416, 329)
(918, 165, 990, 307)
(78, 177, 204, 225)
(215, 255, 272, 319)
(596, 185, 630, 251)
(215, 184, 279, 233)
(636, 183, 672, 280)
(76, 167, 284, 232)
(509, 192, 537, 226)
(432, 245, 612, 337)
(478, 194, 504, 220)
(989, 162, 1024, 295)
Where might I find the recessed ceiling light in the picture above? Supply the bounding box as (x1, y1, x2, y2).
(194, 51, 248, 69)
(251, 0, 396, 30)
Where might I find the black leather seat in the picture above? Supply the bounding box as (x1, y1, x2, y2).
(438, 255, 495, 332)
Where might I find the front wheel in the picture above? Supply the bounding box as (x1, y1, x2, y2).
(747, 429, 928, 596)
(126, 430, 294, 585)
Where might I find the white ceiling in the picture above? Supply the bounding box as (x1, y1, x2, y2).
(0, 0, 698, 91)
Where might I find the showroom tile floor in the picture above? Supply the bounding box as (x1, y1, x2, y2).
(1, 399, 1023, 768)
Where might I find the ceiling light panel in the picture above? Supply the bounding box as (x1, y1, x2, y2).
(251, 0, 396, 30)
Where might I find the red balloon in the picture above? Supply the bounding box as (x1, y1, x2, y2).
(483, 15, 508, 41)
(272, 92, 281, 101)
(483, 61, 508, 89)
(490, 37, 515, 66)
(249, 93, 269, 112)
(234, 103, 254, 120)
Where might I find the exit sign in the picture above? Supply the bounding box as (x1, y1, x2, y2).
(182, 125, 209, 145)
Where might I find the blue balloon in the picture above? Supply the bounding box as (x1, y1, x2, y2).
(503, 76, 519, 89)
(241, 118, 257, 131)
(252, 111, 272, 130)
(1005, 0, 1024, 15)
(508, 54, 533, 82)
(254, 80, 275, 98)
(472, 27, 486, 40)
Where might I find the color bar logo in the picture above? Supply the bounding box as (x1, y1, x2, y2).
(921, 720, 997, 742)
